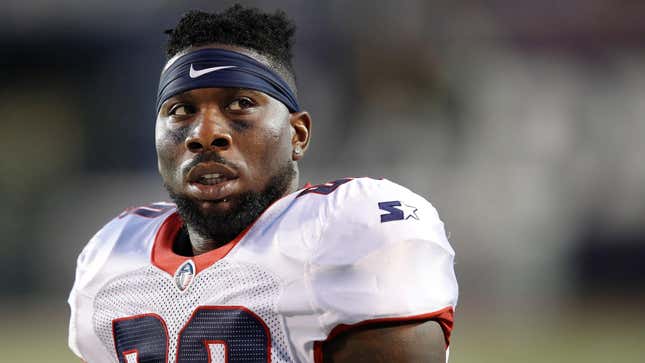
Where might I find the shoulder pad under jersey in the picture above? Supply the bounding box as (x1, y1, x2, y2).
(302, 177, 458, 334)
(70, 202, 176, 296)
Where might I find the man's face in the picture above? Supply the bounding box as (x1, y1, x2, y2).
(155, 47, 309, 242)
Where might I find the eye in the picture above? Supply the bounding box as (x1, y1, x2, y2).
(227, 97, 256, 111)
(168, 103, 195, 116)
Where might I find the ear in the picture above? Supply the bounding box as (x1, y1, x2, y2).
(289, 111, 312, 161)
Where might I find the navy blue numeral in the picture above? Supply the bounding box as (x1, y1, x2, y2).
(113, 314, 168, 363)
(297, 178, 352, 198)
(112, 307, 270, 363)
(177, 306, 270, 362)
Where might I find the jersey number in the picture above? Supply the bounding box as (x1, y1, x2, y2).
(296, 178, 352, 198)
(112, 306, 271, 363)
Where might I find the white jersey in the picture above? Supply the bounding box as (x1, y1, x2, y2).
(68, 177, 458, 363)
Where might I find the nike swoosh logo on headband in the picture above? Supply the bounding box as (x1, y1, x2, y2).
(189, 64, 237, 78)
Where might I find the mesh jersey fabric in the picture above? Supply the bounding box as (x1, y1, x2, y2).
(68, 177, 458, 362)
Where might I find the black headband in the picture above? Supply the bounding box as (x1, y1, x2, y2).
(156, 48, 300, 113)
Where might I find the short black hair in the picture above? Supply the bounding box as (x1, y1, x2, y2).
(165, 4, 297, 90)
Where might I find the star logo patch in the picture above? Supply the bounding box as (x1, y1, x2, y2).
(378, 201, 419, 223)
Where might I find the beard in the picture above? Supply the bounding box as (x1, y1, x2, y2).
(165, 161, 296, 246)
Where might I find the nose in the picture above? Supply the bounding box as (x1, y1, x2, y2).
(184, 112, 232, 153)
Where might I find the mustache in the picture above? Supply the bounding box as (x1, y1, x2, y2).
(181, 152, 238, 176)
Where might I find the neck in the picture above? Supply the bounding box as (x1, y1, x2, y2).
(186, 224, 225, 255)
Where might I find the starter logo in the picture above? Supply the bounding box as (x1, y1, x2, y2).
(378, 201, 419, 223)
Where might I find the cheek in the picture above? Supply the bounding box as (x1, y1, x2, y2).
(236, 122, 288, 179)
(156, 117, 190, 146)
(155, 125, 187, 182)
(253, 123, 292, 168)
(166, 125, 190, 145)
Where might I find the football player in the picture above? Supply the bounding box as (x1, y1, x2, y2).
(68, 5, 458, 363)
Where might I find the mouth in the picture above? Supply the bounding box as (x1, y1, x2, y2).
(185, 162, 240, 201)
(196, 173, 232, 185)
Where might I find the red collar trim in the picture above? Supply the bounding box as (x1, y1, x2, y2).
(151, 212, 249, 276)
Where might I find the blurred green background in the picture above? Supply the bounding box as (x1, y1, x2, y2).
(2, 0, 645, 362)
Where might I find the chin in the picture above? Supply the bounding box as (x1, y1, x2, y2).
(194, 197, 237, 215)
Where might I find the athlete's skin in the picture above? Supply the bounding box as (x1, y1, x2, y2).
(155, 43, 447, 362)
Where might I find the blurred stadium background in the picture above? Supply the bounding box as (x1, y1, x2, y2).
(1, 0, 644, 362)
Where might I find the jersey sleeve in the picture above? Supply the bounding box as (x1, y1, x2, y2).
(305, 178, 458, 343)
(67, 203, 175, 360)
(67, 218, 117, 359)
